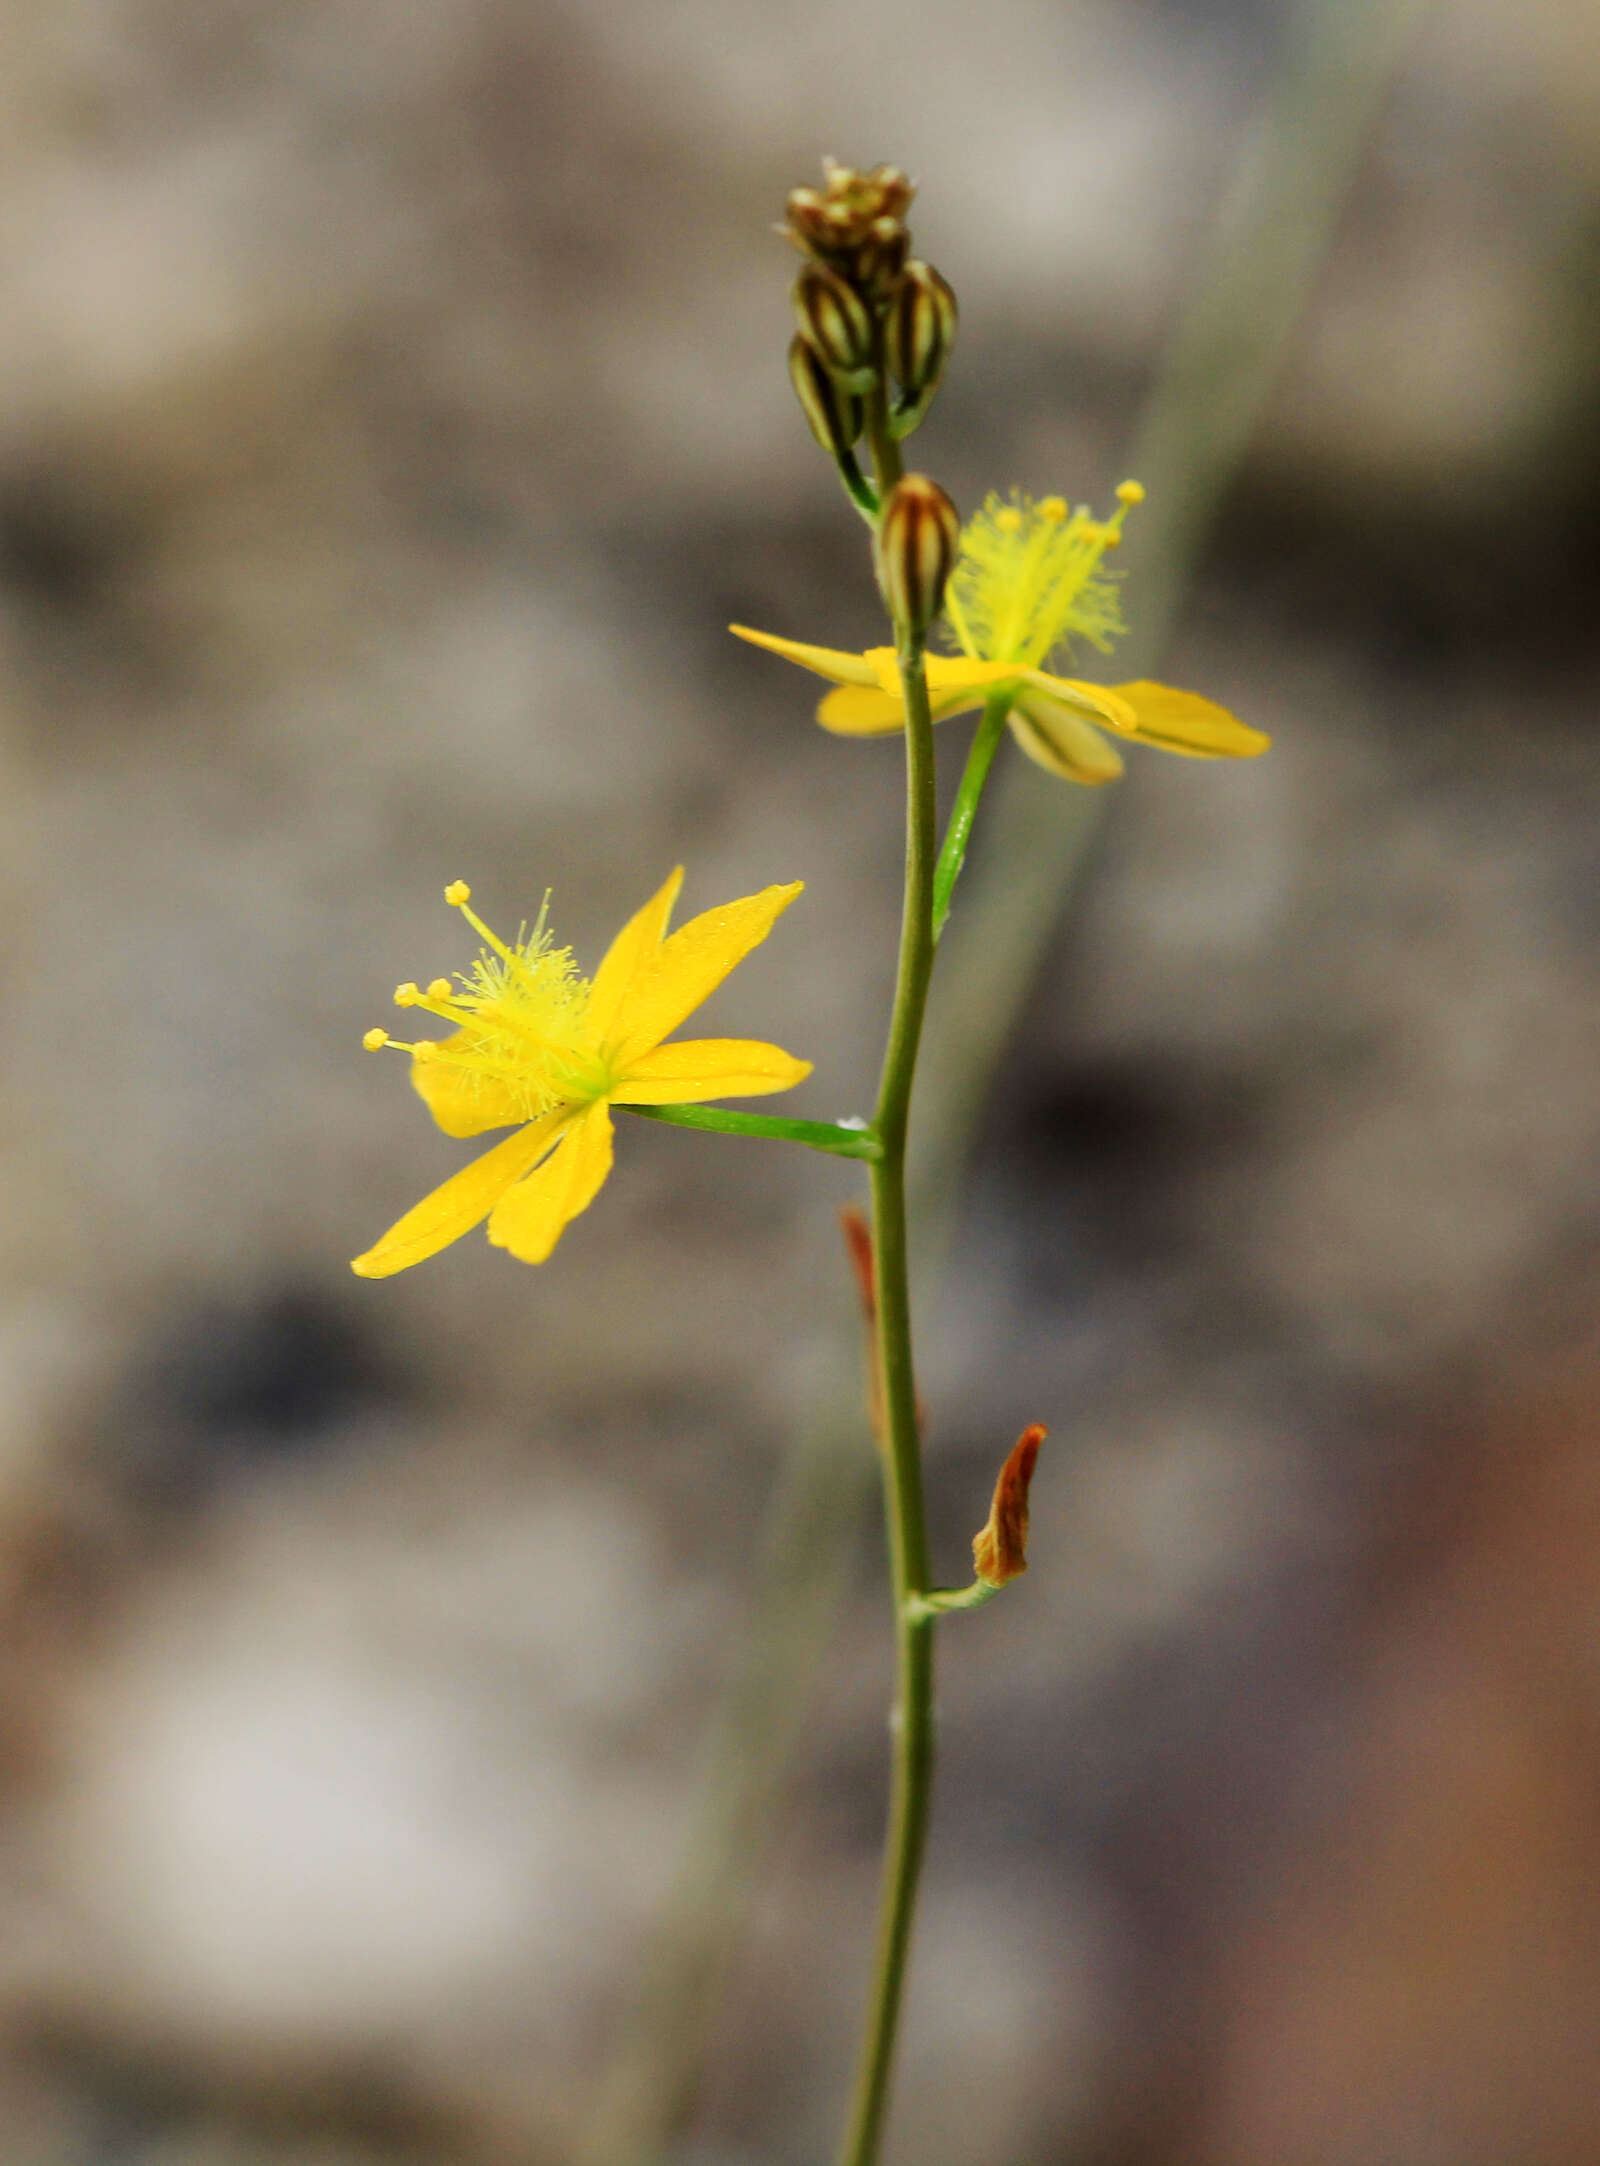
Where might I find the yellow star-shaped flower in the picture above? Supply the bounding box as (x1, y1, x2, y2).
(732, 484, 1268, 784)
(353, 870, 810, 1275)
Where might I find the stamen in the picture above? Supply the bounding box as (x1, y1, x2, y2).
(394, 982, 421, 1006)
(942, 486, 1134, 668)
(426, 978, 453, 1001)
(1116, 479, 1145, 504)
(363, 1028, 390, 1051)
(412, 1040, 438, 1064)
(447, 884, 524, 973)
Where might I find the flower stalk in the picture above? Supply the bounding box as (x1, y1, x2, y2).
(838, 619, 939, 2166)
(623, 1102, 880, 1162)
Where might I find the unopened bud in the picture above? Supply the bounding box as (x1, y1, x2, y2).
(855, 215, 911, 300)
(877, 474, 960, 640)
(972, 1425, 1045, 1589)
(785, 161, 916, 267)
(788, 335, 864, 456)
(793, 264, 875, 381)
(887, 261, 958, 400)
(784, 185, 831, 254)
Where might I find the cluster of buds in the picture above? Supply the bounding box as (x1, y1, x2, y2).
(783, 159, 959, 459)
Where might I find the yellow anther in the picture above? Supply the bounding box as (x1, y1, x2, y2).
(444, 880, 471, 907)
(426, 977, 453, 1001)
(394, 981, 420, 1006)
(412, 1039, 438, 1064)
(1101, 529, 1122, 549)
(363, 1028, 390, 1051)
(994, 506, 1023, 534)
(1116, 479, 1145, 505)
(1038, 496, 1067, 523)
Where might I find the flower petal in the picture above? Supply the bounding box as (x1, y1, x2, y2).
(587, 866, 684, 1043)
(614, 1038, 813, 1103)
(351, 1108, 574, 1278)
(817, 683, 912, 735)
(1023, 670, 1139, 735)
(728, 625, 880, 685)
(819, 654, 1021, 735)
(924, 655, 1023, 698)
(1008, 696, 1125, 784)
(409, 1035, 526, 1138)
(605, 883, 804, 1067)
(487, 1101, 615, 1265)
(1109, 681, 1271, 758)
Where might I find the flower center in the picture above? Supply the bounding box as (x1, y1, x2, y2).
(364, 882, 611, 1117)
(940, 482, 1143, 671)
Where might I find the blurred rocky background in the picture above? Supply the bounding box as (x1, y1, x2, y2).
(0, 1, 1596, 2162)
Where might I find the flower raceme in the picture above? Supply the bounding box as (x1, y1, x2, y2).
(732, 483, 1270, 784)
(352, 871, 810, 1276)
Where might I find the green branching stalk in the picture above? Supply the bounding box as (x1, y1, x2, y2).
(623, 1103, 880, 1162)
(836, 620, 939, 2166)
(932, 690, 1013, 941)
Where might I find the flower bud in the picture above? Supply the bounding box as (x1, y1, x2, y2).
(854, 215, 911, 301)
(784, 161, 916, 267)
(788, 334, 864, 456)
(972, 1424, 1045, 1589)
(793, 264, 875, 380)
(877, 474, 960, 640)
(886, 261, 958, 400)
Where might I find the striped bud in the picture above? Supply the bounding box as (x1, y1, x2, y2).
(877, 474, 960, 640)
(886, 261, 958, 399)
(788, 334, 864, 455)
(793, 264, 875, 380)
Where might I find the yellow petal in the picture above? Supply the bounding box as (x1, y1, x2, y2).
(588, 866, 684, 1043)
(924, 655, 1023, 698)
(1109, 681, 1271, 758)
(614, 1038, 813, 1104)
(1008, 696, 1125, 784)
(605, 882, 804, 1068)
(728, 624, 879, 685)
(487, 1100, 615, 1265)
(819, 654, 1022, 735)
(1023, 670, 1139, 735)
(351, 1108, 574, 1278)
(817, 683, 910, 735)
(409, 1034, 526, 1138)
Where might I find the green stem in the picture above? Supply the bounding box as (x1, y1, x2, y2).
(836, 632, 939, 2166)
(621, 1102, 880, 1162)
(931, 691, 1012, 942)
(835, 448, 881, 522)
(863, 361, 905, 501)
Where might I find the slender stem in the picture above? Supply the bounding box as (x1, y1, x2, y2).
(836, 633, 940, 2166)
(932, 691, 1012, 942)
(835, 448, 881, 522)
(863, 362, 905, 500)
(621, 1102, 880, 1162)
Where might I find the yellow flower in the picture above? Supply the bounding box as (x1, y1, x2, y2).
(352, 870, 810, 1275)
(731, 483, 1269, 783)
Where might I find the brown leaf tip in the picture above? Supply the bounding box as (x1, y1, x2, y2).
(972, 1424, 1046, 1588)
